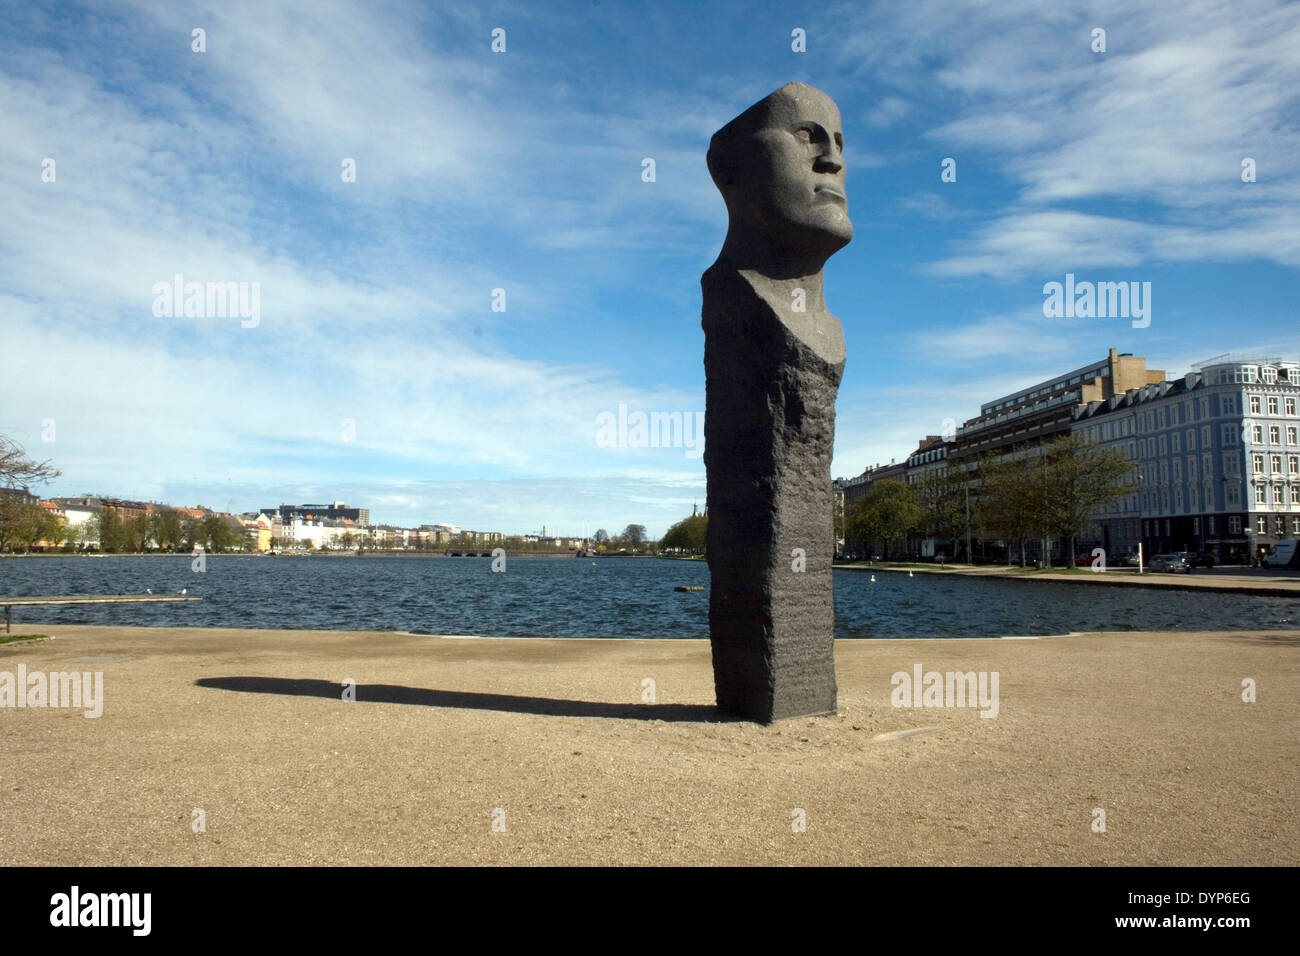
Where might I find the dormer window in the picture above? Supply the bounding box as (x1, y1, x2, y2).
(1262, 366, 1278, 384)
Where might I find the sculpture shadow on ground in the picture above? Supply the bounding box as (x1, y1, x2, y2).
(195, 676, 728, 722)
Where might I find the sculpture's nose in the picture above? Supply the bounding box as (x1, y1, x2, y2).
(814, 146, 843, 175)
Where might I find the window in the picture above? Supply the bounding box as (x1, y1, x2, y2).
(1253, 425, 1264, 444)
(1203, 453, 1213, 478)
(1292, 486, 1300, 505)
(1193, 516, 1200, 533)
(1160, 462, 1169, 484)
(1201, 426, 1211, 448)
(1173, 460, 1182, 482)
(1227, 485, 1240, 507)
(1190, 488, 1199, 510)
(1162, 491, 1170, 512)
(1263, 366, 1278, 384)
(1254, 454, 1265, 474)
(1208, 516, 1216, 534)
(1293, 517, 1300, 534)
(1229, 516, 1242, 534)
(1159, 436, 1168, 456)
(1271, 426, 1281, 444)
(1200, 398, 1210, 419)
(1222, 395, 1236, 415)
(1188, 456, 1198, 479)
(1165, 519, 1171, 536)
(1175, 488, 1184, 511)
(1268, 397, 1279, 415)
(1290, 456, 1299, 474)
(1275, 486, 1285, 508)
(1223, 424, 1238, 446)
(1186, 429, 1196, 450)
(1172, 433, 1182, 453)
(1258, 517, 1268, 533)
(1271, 455, 1282, 473)
(1158, 409, 1167, 428)
(1224, 454, 1239, 476)
(1256, 484, 1267, 504)
(1288, 398, 1297, 416)
(1250, 395, 1262, 414)
(1289, 427, 1298, 445)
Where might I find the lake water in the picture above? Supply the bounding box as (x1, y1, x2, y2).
(1, 555, 1295, 639)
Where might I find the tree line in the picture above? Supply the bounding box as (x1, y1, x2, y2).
(845, 433, 1135, 565)
(0, 501, 246, 554)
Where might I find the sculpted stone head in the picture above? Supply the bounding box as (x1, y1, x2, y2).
(707, 82, 852, 277)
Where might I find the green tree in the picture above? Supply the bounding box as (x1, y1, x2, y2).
(846, 480, 920, 560)
(912, 467, 963, 554)
(122, 513, 149, 552)
(91, 507, 126, 553)
(148, 508, 183, 551)
(660, 514, 707, 554)
(6, 502, 51, 552)
(974, 452, 1040, 566)
(63, 520, 86, 552)
(1042, 432, 1137, 562)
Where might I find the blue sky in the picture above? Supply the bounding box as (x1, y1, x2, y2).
(2, 0, 1297, 538)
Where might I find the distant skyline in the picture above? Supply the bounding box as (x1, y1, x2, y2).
(2, 1, 1297, 538)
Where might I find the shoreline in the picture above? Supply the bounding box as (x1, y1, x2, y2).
(2, 624, 1295, 866)
(838, 562, 1300, 597)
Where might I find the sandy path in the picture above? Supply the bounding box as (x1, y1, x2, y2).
(1, 625, 1295, 865)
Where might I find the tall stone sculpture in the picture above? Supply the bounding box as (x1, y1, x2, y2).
(702, 82, 851, 723)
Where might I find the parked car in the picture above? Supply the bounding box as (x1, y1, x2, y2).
(1119, 551, 1143, 567)
(1190, 551, 1216, 568)
(1262, 539, 1299, 569)
(1148, 552, 1192, 573)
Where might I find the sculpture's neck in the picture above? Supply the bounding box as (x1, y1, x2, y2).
(717, 260, 826, 319)
(713, 253, 826, 314)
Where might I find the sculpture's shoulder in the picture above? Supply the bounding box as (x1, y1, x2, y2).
(703, 265, 845, 368)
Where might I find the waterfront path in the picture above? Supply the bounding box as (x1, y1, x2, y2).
(839, 562, 1300, 596)
(1, 624, 1294, 865)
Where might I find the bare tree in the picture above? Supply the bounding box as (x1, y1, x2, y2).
(0, 435, 60, 488)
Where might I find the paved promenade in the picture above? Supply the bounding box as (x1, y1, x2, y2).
(1, 625, 1295, 865)
(842, 562, 1300, 596)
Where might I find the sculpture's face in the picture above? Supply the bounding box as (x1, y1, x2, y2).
(717, 85, 852, 255)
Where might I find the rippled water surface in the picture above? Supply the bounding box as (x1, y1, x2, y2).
(0, 556, 1295, 638)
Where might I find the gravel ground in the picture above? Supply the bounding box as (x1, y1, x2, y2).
(1, 625, 1295, 866)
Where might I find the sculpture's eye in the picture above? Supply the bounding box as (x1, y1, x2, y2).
(795, 127, 814, 142)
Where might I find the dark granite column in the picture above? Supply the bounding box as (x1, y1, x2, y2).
(701, 82, 852, 722)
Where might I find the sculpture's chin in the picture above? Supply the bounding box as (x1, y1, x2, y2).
(806, 220, 852, 257)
